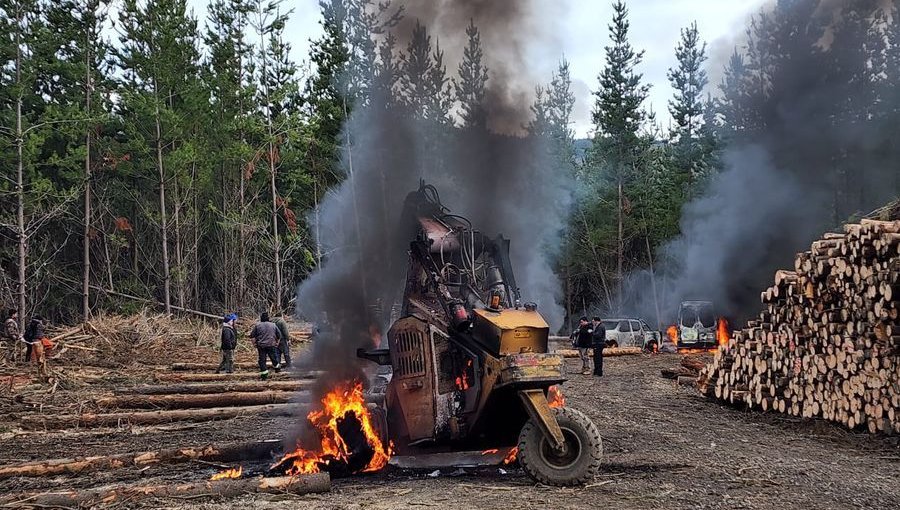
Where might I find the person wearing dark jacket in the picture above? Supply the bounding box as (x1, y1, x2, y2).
(273, 314, 291, 368)
(591, 316, 606, 377)
(217, 313, 238, 374)
(23, 316, 44, 363)
(250, 312, 282, 379)
(571, 317, 594, 375)
(2, 309, 20, 362)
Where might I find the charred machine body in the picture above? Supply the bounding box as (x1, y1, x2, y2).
(359, 183, 602, 486)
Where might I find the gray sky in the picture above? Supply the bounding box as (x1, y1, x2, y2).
(184, 0, 763, 137)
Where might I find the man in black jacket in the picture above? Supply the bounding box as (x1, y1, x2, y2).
(217, 313, 238, 374)
(591, 316, 606, 377)
(23, 316, 44, 363)
(571, 317, 594, 375)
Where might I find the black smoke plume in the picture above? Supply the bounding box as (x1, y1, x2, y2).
(624, 0, 900, 324)
(294, 0, 570, 389)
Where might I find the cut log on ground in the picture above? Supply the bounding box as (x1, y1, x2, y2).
(557, 347, 643, 358)
(169, 362, 265, 371)
(20, 403, 305, 430)
(701, 217, 900, 434)
(0, 440, 281, 479)
(117, 380, 311, 395)
(95, 390, 310, 410)
(0, 473, 331, 507)
(154, 372, 311, 383)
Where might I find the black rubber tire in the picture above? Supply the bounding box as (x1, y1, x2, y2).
(517, 407, 602, 486)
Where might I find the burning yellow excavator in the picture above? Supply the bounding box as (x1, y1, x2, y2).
(358, 182, 602, 486)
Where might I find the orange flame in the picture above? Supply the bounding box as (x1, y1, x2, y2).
(275, 381, 391, 476)
(210, 466, 242, 480)
(666, 325, 678, 346)
(547, 385, 565, 408)
(481, 448, 499, 455)
(455, 359, 473, 391)
(716, 317, 730, 347)
(503, 447, 518, 465)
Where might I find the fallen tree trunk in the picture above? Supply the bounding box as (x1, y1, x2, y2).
(556, 347, 643, 358)
(154, 372, 310, 383)
(89, 285, 222, 321)
(170, 362, 262, 371)
(0, 473, 330, 507)
(95, 391, 310, 410)
(20, 403, 305, 430)
(0, 439, 281, 479)
(168, 363, 322, 376)
(117, 380, 311, 395)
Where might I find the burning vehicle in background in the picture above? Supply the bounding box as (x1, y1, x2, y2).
(601, 318, 661, 351)
(665, 301, 731, 351)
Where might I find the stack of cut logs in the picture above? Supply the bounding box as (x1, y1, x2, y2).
(700, 218, 899, 434)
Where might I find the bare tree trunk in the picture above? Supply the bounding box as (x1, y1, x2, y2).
(82, 28, 93, 322)
(314, 180, 322, 267)
(645, 232, 661, 330)
(269, 143, 282, 311)
(102, 232, 114, 291)
(192, 161, 199, 309)
(616, 176, 624, 309)
(154, 102, 172, 315)
(258, 25, 282, 312)
(15, 7, 26, 331)
(173, 175, 185, 309)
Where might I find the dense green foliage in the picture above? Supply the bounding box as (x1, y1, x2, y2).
(0, 0, 898, 328)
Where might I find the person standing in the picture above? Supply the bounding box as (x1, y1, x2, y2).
(591, 316, 606, 377)
(273, 313, 291, 368)
(572, 317, 594, 375)
(217, 313, 238, 374)
(250, 312, 281, 379)
(23, 315, 44, 363)
(2, 309, 21, 362)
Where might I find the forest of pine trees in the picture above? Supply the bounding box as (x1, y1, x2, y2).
(0, 0, 898, 330)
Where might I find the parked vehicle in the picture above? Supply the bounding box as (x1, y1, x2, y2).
(676, 301, 718, 349)
(601, 318, 661, 351)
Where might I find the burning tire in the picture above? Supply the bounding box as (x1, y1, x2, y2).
(517, 407, 602, 486)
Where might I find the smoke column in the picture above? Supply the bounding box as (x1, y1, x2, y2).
(294, 0, 571, 391)
(623, 0, 900, 324)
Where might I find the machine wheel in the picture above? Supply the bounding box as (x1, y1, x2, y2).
(517, 407, 602, 486)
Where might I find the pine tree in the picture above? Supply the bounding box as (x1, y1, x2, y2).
(589, 0, 650, 303)
(40, 0, 113, 320)
(399, 20, 451, 123)
(114, 0, 202, 314)
(0, 0, 42, 327)
(204, 0, 254, 309)
(453, 19, 489, 129)
(717, 49, 759, 139)
(250, 0, 300, 311)
(667, 21, 711, 197)
(667, 22, 707, 142)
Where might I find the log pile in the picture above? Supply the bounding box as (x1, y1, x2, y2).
(700, 218, 900, 433)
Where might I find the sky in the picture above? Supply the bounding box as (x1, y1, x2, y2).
(182, 0, 765, 137)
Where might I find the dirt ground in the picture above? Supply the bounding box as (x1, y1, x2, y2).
(2, 349, 899, 509)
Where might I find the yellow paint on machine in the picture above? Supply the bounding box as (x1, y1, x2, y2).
(472, 308, 550, 355)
